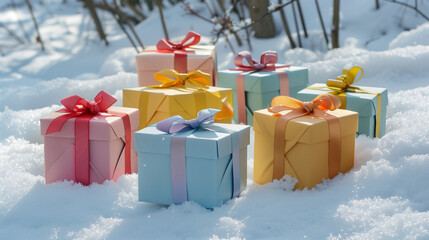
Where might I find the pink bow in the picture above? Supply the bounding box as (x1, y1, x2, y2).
(233, 51, 287, 71)
(156, 31, 201, 51)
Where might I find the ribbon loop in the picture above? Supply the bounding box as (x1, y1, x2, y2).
(156, 109, 220, 134)
(233, 51, 281, 71)
(327, 66, 364, 91)
(156, 31, 201, 51)
(151, 69, 211, 88)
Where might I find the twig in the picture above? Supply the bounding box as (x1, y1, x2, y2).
(376, 0, 380, 9)
(385, 0, 429, 21)
(102, 0, 138, 52)
(157, 0, 170, 40)
(278, 0, 296, 48)
(314, 0, 329, 46)
(0, 22, 24, 44)
(239, 0, 293, 30)
(123, 0, 147, 20)
(291, 0, 302, 47)
(11, 0, 31, 43)
(113, 1, 145, 50)
(238, 0, 252, 50)
(83, 0, 109, 46)
(295, 0, 308, 38)
(25, 0, 45, 50)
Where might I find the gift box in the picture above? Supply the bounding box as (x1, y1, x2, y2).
(123, 70, 233, 130)
(253, 95, 358, 189)
(40, 91, 139, 185)
(296, 66, 388, 138)
(136, 31, 217, 86)
(217, 51, 308, 125)
(135, 109, 250, 208)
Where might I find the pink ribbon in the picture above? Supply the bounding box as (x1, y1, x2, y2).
(157, 109, 241, 204)
(155, 31, 201, 74)
(230, 51, 291, 124)
(45, 91, 132, 186)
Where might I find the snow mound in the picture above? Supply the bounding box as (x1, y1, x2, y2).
(389, 22, 429, 49)
(0, 72, 137, 111)
(99, 48, 137, 77)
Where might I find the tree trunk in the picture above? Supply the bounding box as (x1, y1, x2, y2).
(375, 0, 380, 10)
(331, 0, 340, 48)
(245, 0, 275, 38)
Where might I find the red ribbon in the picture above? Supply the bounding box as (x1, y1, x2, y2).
(230, 51, 291, 124)
(155, 31, 201, 74)
(45, 90, 132, 186)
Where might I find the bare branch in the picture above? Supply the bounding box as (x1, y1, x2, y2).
(385, 0, 429, 21)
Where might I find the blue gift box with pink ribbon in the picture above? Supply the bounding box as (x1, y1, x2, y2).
(217, 51, 308, 125)
(134, 109, 250, 208)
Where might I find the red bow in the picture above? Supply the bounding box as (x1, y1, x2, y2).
(46, 91, 117, 135)
(156, 31, 201, 51)
(45, 91, 131, 186)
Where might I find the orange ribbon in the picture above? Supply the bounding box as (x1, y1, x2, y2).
(268, 94, 342, 181)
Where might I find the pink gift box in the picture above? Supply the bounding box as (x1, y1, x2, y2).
(40, 106, 139, 184)
(136, 45, 217, 87)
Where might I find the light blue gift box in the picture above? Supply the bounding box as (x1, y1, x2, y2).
(217, 66, 308, 125)
(134, 123, 250, 208)
(296, 83, 388, 138)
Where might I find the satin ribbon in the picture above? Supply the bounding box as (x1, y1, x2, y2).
(156, 109, 241, 204)
(230, 51, 291, 124)
(268, 94, 342, 181)
(308, 66, 382, 137)
(149, 69, 233, 120)
(45, 91, 132, 186)
(150, 69, 211, 89)
(155, 31, 201, 74)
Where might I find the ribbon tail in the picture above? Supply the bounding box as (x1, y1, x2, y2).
(171, 135, 188, 204)
(231, 132, 241, 198)
(74, 114, 92, 186)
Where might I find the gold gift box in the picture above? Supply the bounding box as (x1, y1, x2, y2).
(253, 108, 358, 189)
(123, 86, 232, 130)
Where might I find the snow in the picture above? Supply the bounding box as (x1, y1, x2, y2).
(1, 0, 429, 239)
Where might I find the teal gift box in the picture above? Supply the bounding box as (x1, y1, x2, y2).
(134, 122, 250, 208)
(297, 83, 388, 138)
(217, 66, 308, 125)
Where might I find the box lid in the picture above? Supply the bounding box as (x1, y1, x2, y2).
(217, 66, 308, 93)
(136, 45, 215, 71)
(134, 123, 250, 160)
(40, 106, 139, 140)
(253, 108, 358, 144)
(297, 83, 388, 117)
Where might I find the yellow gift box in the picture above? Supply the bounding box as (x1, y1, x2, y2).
(123, 86, 232, 129)
(253, 95, 358, 189)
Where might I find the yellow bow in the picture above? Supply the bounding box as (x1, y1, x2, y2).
(307, 66, 382, 137)
(150, 69, 211, 88)
(326, 66, 363, 92)
(150, 69, 234, 120)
